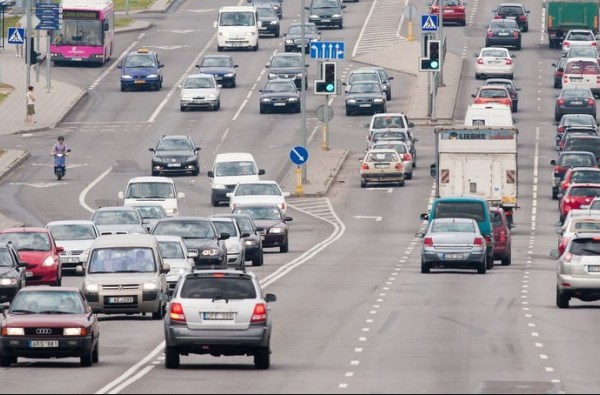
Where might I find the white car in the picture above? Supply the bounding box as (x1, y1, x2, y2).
(155, 235, 195, 294)
(179, 73, 221, 112)
(371, 141, 414, 179)
(474, 47, 516, 79)
(45, 220, 100, 274)
(210, 216, 246, 267)
(227, 180, 290, 214)
(561, 29, 598, 56)
(118, 176, 185, 217)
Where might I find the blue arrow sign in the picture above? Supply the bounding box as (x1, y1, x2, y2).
(7, 27, 25, 44)
(289, 146, 309, 165)
(421, 14, 438, 31)
(310, 41, 345, 60)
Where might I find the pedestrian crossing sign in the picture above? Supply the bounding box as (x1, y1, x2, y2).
(7, 27, 25, 45)
(421, 14, 438, 31)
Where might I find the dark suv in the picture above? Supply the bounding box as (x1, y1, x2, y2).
(265, 52, 308, 90)
(283, 22, 321, 53)
(149, 135, 201, 176)
(0, 242, 27, 304)
(306, 0, 345, 29)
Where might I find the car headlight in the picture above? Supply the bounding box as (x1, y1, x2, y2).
(296, 73, 303, 78)
(42, 256, 56, 267)
(121, 75, 133, 79)
(261, 98, 272, 102)
(285, 39, 294, 44)
(207, 93, 217, 100)
(181, 95, 194, 101)
(0, 278, 17, 286)
(213, 184, 227, 189)
(225, 72, 235, 77)
(309, 15, 319, 19)
(4, 327, 24, 336)
(373, 98, 384, 103)
(347, 99, 356, 104)
(186, 156, 197, 162)
(245, 239, 257, 246)
(84, 282, 99, 293)
(332, 14, 342, 18)
(228, 245, 240, 253)
(268, 73, 277, 79)
(64, 327, 87, 336)
(147, 74, 158, 78)
(270, 20, 279, 25)
(269, 226, 285, 234)
(202, 249, 219, 256)
(166, 208, 177, 216)
(143, 282, 158, 291)
(289, 97, 299, 101)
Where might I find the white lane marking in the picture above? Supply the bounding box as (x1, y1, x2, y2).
(395, 0, 411, 37)
(107, 365, 156, 394)
(79, 167, 113, 213)
(90, 34, 145, 90)
(352, 0, 379, 57)
(232, 99, 249, 121)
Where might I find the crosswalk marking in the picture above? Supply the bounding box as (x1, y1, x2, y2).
(352, 0, 405, 57)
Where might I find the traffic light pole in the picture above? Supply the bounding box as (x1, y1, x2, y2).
(25, 0, 32, 118)
(322, 94, 329, 150)
(438, 3, 444, 86)
(300, 0, 307, 183)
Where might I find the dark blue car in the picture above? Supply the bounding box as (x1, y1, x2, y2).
(196, 55, 238, 88)
(118, 48, 164, 91)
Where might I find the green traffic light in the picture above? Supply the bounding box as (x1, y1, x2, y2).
(326, 83, 334, 92)
(430, 61, 439, 69)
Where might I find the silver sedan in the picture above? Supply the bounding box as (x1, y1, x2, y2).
(418, 218, 487, 274)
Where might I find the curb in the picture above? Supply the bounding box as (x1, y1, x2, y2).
(0, 150, 29, 183)
(288, 149, 349, 198)
(139, 0, 175, 14)
(350, 56, 417, 78)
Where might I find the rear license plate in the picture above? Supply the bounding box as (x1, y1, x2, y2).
(498, 32, 509, 36)
(580, 204, 590, 209)
(202, 312, 235, 320)
(214, 76, 223, 80)
(570, 101, 583, 105)
(445, 253, 464, 259)
(443, 9, 453, 13)
(375, 164, 389, 168)
(589, 265, 600, 272)
(25, 271, 33, 277)
(134, 80, 145, 84)
(273, 103, 286, 106)
(62, 257, 80, 263)
(108, 296, 134, 304)
(359, 104, 371, 107)
(167, 163, 181, 167)
(232, 42, 243, 47)
(506, 16, 516, 19)
(29, 340, 58, 348)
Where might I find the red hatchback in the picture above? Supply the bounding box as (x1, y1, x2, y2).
(428, 0, 467, 26)
(559, 184, 600, 223)
(0, 228, 63, 286)
(490, 207, 512, 265)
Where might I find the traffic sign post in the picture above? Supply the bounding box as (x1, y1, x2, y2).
(310, 41, 345, 60)
(7, 27, 25, 44)
(289, 146, 309, 195)
(421, 14, 438, 32)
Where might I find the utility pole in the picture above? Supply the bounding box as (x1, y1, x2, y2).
(300, 0, 307, 182)
(25, 0, 32, 113)
(438, 1, 444, 86)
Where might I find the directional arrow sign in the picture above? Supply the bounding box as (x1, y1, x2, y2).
(289, 146, 309, 165)
(310, 41, 345, 60)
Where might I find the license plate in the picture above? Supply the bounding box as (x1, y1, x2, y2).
(29, 340, 58, 348)
(61, 257, 80, 263)
(193, 99, 204, 103)
(273, 102, 286, 106)
(445, 253, 464, 259)
(259, 27, 267, 30)
(202, 312, 235, 320)
(214, 76, 223, 80)
(134, 80, 145, 84)
(443, 9, 453, 13)
(375, 163, 389, 168)
(25, 271, 33, 277)
(570, 101, 583, 105)
(167, 163, 181, 167)
(581, 204, 590, 209)
(506, 16, 516, 19)
(321, 19, 330, 22)
(71, 58, 81, 61)
(232, 42, 243, 47)
(359, 104, 371, 107)
(498, 32, 509, 36)
(589, 265, 600, 272)
(108, 296, 134, 304)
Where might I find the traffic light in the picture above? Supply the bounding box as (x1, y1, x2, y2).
(26, 37, 40, 65)
(420, 40, 441, 71)
(314, 61, 337, 95)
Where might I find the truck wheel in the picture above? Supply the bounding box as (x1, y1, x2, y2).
(486, 255, 494, 270)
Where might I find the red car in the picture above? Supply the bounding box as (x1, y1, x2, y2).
(428, 0, 467, 26)
(559, 167, 600, 194)
(490, 207, 512, 265)
(0, 228, 63, 286)
(559, 183, 600, 223)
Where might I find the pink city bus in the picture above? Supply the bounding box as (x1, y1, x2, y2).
(50, 0, 114, 65)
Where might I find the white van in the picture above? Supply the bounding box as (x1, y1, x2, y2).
(562, 57, 600, 96)
(118, 176, 185, 217)
(214, 6, 260, 52)
(464, 103, 515, 127)
(207, 152, 265, 207)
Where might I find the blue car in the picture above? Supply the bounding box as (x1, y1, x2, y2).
(119, 48, 164, 91)
(196, 55, 238, 88)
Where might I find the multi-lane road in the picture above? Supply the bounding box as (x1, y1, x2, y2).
(0, 0, 600, 393)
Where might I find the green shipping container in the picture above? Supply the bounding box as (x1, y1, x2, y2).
(546, 0, 600, 48)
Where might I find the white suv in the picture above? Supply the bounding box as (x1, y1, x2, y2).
(207, 152, 265, 207)
(118, 176, 185, 217)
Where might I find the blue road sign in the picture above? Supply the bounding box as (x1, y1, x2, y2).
(36, 2, 62, 30)
(7, 28, 25, 44)
(310, 41, 345, 60)
(289, 146, 309, 166)
(421, 14, 438, 31)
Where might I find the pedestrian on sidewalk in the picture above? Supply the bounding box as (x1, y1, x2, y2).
(26, 86, 36, 127)
(15, 23, 24, 58)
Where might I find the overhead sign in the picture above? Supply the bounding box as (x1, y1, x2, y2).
(310, 41, 345, 60)
(7, 27, 25, 44)
(36, 2, 62, 30)
(421, 14, 438, 31)
(289, 146, 309, 166)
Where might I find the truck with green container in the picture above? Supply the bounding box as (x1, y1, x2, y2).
(545, 0, 600, 48)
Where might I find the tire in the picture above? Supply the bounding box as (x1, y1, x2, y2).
(386, 91, 391, 101)
(421, 259, 430, 274)
(280, 238, 289, 253)
(252, 251, 264, 266)
(556, 287, 570, 308)
(217, 45, 223, 52)
(475, 73, 481, 80)
(152, 170, 159, 177)
(180, 106, 186, 112)
(405, 172, 412, 180)
(80, 348, 93, 367)
(486, 255, 494, 270)
(361, 179, 367, 188)
(56, 171, 62, 181)
(152, 302, 165, 320)
(231, 80, 237, 88)
(398, 180, 405, 187)
(477, 261, 487, 274)
(253, 43, 259, 51)
(214, 100, 220, 111)
(260, 105, 266, 114)
(211, 196, 219, 207)
(346, 108, 352, 116)
(0, 353, 12, 367)
(254, 347, 270, 370)
(274, 30, 280, 38)
(516, 42, 521, 50)
(165, 346, 180, 369)
(55, 272, 62, 286)
(92, 340, 99, 364)
(192, 167, 200, 176)
(508, 74, 514, 80)
(512, 103, 517, 112)
(554, 81, 560, 89)
(501, 253, 511, 266)
(523, 24, 528, 33)
(485, 40, 490, 47)
(120, 85, 125, 92)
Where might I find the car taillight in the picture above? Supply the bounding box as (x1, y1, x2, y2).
(476, 58, 484, 64)
(502, 98, 511, 105)
(557, 98, 565, 106)
(563, 76, 569, 83)
(518, 15, 527, 21)
(402, 153, 412, 161)
(589, 98, 596, 106)
(563, 41, 570, 47)
(513, 31, 519, 38)
(564, 252, 572, 262)
(593, 41, 598, 47)
(554, 165, 560, 174)
(487, 30, 493, 37)
(505, 58, 512, 65)
(474, 98, 482, 104)
(561, 181, 569, 190)
(498, 230, 507, 243)
(558, 126, 565, 133)
(395, 163, 404, 170)
(251, 303, 267, 323)
(557, 70, 564, 77)
(494, 15, 502, 19)
(280, 202, 285, 211)
(361, 163, 369, 170)
(484, 234, 492, 244)
(424, 237, 433, 247)
(169, 302, 186, 323)
(474, 237, 484, 246)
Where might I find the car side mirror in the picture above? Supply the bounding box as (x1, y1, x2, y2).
(510, 223, 516, 229)
(305, 6, 309, 10)
(471, 94, 476, 98)
(217, 84, 222, 88)
(265, 293, 277, 303)
(159, 64, 164, 68)
(159, 292, 171, 302)
(265, 63, 270, 68)
(241, 232, 250, 238)
(388, 76, 394, 80)
(195, 64, 201, 68)
(557, 193, 563, 199)
(226, 192, 233, 198)
(551, 63, 556, 67)
(117, 64, 122, 69)
(255, 226, 264, 233)
(207, 170, 214, 178)
(420, 213, 429, 220)
(161, 263, 171, 274)
(187, 249, 199, 258)
(234, 64, 239, 68)
(56, 246, 64, 253)
(415, 232, 425, 238)
(409, 122, 415, 128)
(219, 232, 230, 241)
(284, 216, 293, 222)
(473, 53, 478, 57)
(178, 192, 185, 199)
(364, 122, 370, 128)
(258, 169, 265, 175)
(341, 4, 346, 8)
(511, 54, 517, 58)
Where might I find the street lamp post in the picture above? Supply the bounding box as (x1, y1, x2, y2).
(300, 0, 307, 182)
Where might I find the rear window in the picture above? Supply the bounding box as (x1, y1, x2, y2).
(567, 31, 595, 41)
(433, 201, 485, 222)
(569, 238, 600, 255)
(572, 171, 600, 183)
(180, 276, 257, 299)
(490, 211, 503, 226)
(565, 60, 600, 75)
(562, 89, 592, 98)
(568, 187, 600, 197)
(565, 142, 600, 157)
(571, 220, 600, 232)
(479, 88, 508, 98)
(431, 221, 475, 233)
(498, 6, 524, 15)
(560, 154, 595, 167)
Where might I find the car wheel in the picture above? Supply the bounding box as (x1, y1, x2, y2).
(0, 353, 12, 367)
(180, 106, 186, 112)
(421, 259, 430, 274)
(254, 347, 270, 370)
(252, 251, 264, 266)
(516, 42, 521, 50)
(55, 272, 62, 286)
(554, 81, 560, 89)
(486, 255, 494, 270)
(231, 80, 237, 88)
(485, 40, 490, 47)
(280, 237, 289, 253)
(120, 84, 126, 92)
(523, 24, 528, 33)
(508, 74, 514, 79)
(398, 180, 405, 187)
(556, 286, 570, 308)
(501, 253, 512, 266)
(477, 260, 487, 274)
(253, 43, 259, 51)
(165, 346, 180, 369)
(405, 172, 412, 180)
(512, 103, 517, 112)
(217, 45, 223, 52)
(92, 340, 99, 363)
(152, 302, 165, 320)
(193, 167, 199, 176)
(214, 100, 221, 111)
(260, 105, 266, 114)
(346, 108, 352, 116)
(211, 196, 219, 207)
(274, 30, 280, 38)
(80, 348, 93, 367)
(387, 91, 391, 101)
(361, 179, 367, 188)
(475, 73, 481, 80)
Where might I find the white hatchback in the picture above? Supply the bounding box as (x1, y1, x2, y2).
(474, 47, 516, 80)
(561, 29, 598, 56)
(227, 180, 290, 214)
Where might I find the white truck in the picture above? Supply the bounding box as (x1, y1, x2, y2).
(430, 127, 519, 225)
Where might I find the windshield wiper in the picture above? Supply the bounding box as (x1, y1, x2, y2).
(38, 310, 71, 314)
(10, 309, 35, 314)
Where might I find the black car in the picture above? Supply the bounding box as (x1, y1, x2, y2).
(284, 22, 321, 53)
(555, 87, 597, 122)
(485, 18, 521, 50)
(212, 213, 264, 266)
(493, 3, 530, 32)
(563, 135, 600, 162)
(482, 78, 520, 111)
(345, 81, 387, 116)
(552, 57, 568, 89)
(196, 55, 238, 88)
(233, 204, 292, 253)
(0, 242, 26, 304)
(557, 126, 599, 151)
(255, 5, 280, 37)
(149, 135, 201, 176)
(307, 0, 345, 29)
(259, 79, 301, 114)
(250, 0, 282, 18)
(152, 217, 229, 268)
(265, 52, 308, 90)
(556, 113, 599, 135)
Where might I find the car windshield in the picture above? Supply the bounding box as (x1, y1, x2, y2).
(235, 184, 281, 196)
(312, 0, 339, 8)
(219, 11, 256, 27)
(180, 276, 257, 299)
(479, 88, 509, 98)
(366, 151, 399, 162)
(498, 6, 524, 15)
(234, 206, 282, 220)
(156, 138, 194, 151)
(153, 221, 216, 239)
(215, 161, 257, 177)
(490, 211, 503, 226)
(0, 250, 14, 267)
(126, 182, 175, 199)
(569, 238, 600, 255)
(0, 232, 50, 252)
(372, 143, 408, 153)
(271, 56, 302, 67)
(349, 73, 379, 84)
(124, 54, 156, 68)
(482, 49, 508, 58)
(568, 48, 598, 57)
(486, 81, 513, 91)
(560, 154, 595, 167)
(562, 89, 592, 98)
(434, 202, 485, 222)
(372, 116, 407, 129)
(350, 83, 381, 93)
(158, 241, 185, 259)
(288, 25, 318, 35)
(572, 171, 600, 183)
(10, 291, 85, 314)
(431, 220, 475, 233)
(88, 247, 156, 273)
(263, 81, 297, 93)
(256, 7, 276, 18)
(133, 206, 166, 220)
(232, 217, 253, 233)
(213, 221, 238, 237)
(571, 220, 600, 232)
(183, 77, 215, 89)
(201, 57, 232, 68)
(567, 31, 595, 41)
(372, 131, 407, 142)
(92, 210, 140, 225)
(565, 60, 600, 74)
(48, 224, 96, 241)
